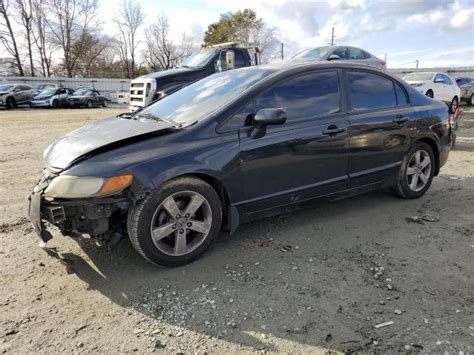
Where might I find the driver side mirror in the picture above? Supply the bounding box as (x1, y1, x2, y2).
(327, 54, 340, 61)
(251, 108, 287, 139)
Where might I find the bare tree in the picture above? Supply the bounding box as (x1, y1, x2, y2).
(46, 0, 101, 77)
(16, 0, 35, 76)
(0, 0, 24, 75)
(31, 0, 52, 76)
(144, 15, 193, 71)
(114, 0, 144, 78)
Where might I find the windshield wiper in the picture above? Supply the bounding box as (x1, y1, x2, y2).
(136, 113, 182, 128)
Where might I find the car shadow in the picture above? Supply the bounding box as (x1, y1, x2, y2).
(45, 189, 443, 353)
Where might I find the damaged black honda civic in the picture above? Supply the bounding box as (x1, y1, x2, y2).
(28, 61, 452, 266)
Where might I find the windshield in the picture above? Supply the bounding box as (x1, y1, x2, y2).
(293, 46, 332, 59)
(140, 68, 276, 125)
(73, 89, 91, 95)
(40, 88, 57, 96)
(402, 72, 434, 81)
(0, 85, 14, 92)
(178, 49, 218, 68)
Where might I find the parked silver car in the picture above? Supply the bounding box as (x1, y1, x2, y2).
(0, 84, 37, 109)
(31, 87, 74, 108)
(293, 46, 386, 69)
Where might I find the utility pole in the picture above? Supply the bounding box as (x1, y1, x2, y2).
(416, 59, 419, 69)
(330, 27, 336, 46)
(281, 42, 284, 60)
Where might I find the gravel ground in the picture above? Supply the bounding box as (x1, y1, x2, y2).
(0, 105, 473, 353)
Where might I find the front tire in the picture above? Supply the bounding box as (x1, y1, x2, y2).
(127, 177, 223, 266)
(52, 99, 59, 108)
(449, 97, 458, 113)
(469, 94, 474, 106)
(86, 100, 93, 108)
(393, 142, 435, 199)
(102, 99, 108, 107)
(6, 97, 16, 109)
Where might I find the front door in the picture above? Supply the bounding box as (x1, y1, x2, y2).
(239, 70, 350, 214)
(345, 69, 415, 187)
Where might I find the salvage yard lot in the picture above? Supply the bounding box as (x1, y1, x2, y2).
(1, 106, 473, 353)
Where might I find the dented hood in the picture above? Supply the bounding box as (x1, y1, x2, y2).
(44, 116, 174, 171)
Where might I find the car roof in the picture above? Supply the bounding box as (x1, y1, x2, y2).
(245, 60, 384, 74)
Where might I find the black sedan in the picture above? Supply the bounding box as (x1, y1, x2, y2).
(67, 88, 108, 108)
(28, 62, 452, 266)
(455, 77, 474, 106)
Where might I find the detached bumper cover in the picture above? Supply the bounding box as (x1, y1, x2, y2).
(27, 178, 53, 243)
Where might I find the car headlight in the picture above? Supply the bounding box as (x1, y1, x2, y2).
(44, 175, 133, 198)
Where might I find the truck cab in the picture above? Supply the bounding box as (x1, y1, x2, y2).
(129, 42, 257, 111)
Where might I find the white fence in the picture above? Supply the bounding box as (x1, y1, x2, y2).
(389, 66, 474, 78)
(0, 76, 131, 100)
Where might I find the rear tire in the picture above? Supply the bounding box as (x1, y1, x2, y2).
(102, 99, 108, 107)
(127, 177, 223, 266)
(393, 142, 435, 199)
(52, 99, 59, 108)
(469, 94, 474, 106)
(449, 97, 458, 114)
(425, 90, 433, 98)
(6, 97, 16, 109)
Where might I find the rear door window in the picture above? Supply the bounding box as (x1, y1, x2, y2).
(347, 71, 397, 111)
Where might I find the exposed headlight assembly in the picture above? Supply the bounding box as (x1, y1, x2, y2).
(44, 175, 133, 198)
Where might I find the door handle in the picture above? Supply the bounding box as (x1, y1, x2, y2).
(392, 116, 409, 124)
(322, 127, 347, 135)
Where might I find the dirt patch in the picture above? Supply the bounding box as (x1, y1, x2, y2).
(1, 106, 473, 353)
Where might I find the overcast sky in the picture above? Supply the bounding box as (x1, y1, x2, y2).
(2, 0, 473, 69)
(98, 0, 474, 68)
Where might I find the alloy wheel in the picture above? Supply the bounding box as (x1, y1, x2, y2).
(150, 191, 212, 256)
(406, 150, 431, 192)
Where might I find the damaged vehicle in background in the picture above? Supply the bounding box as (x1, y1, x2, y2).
(29, 62, 452, 267)
(0, 84, 37, 109)
(67, 88, 108, 108)
(31, 87, 74, 108)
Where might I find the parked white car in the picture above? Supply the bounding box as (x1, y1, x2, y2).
(402, 72, 460, 113)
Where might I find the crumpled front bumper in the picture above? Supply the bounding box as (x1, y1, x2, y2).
(27, 173, 131, 243)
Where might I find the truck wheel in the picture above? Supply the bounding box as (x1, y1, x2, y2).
(425, 90, 433, 98)
(86, 100, 93, 108)
(6, 97, 16, 109)
(127, 177, 223, 266)
(393, 142, 435, 199)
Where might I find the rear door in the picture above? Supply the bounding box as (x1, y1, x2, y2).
(345, 69, 415, 187)
(433, 73, 449, 101)
(239, 70, 350, 213)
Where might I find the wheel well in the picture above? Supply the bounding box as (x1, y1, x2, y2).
(184, 173, 231, 231)
(417, 138, 440, 176)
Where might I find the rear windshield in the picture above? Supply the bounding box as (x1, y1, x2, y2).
(402, 72, 434, 81)
(141, 68, 275, 124)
